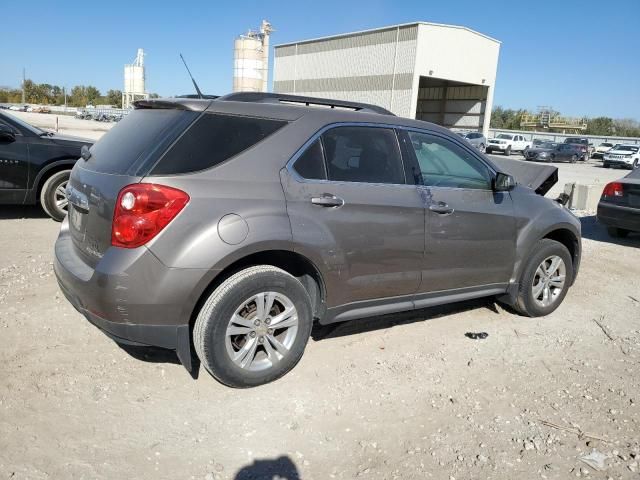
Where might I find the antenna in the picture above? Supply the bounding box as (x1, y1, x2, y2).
(179, 54, 203, 99)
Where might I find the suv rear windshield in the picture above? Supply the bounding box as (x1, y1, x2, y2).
(85, 109, 198, 175)
(150, 113, 287, 175)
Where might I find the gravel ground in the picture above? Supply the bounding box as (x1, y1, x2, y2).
(1, 114, 639, 479)
(0, 206, 638, 479)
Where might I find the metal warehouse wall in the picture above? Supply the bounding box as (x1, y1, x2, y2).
(273, 22, 500, 136)
(273, 25, 419, 117)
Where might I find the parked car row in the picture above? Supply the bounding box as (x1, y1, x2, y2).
(0, 105, 51, 114)
(74, 110, 123, 122)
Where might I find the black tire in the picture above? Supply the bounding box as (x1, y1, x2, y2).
(607, 227, 629, 238)
(603, 162, 610, 168)
(632, 159, 638, 169)
(512, 239, 573, 317)
(194, 265, 313, 388)
(479, 143, 485, 153)
(40, 170, 71, 221)
(570, 154, 578, 164)
(486, 148, 493, 154)
(505, 146, 511, 156)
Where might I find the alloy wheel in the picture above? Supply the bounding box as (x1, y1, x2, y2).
(225, 292, 299, 371)
(531, 255, 566, 308)
(55, 180, 69, 212)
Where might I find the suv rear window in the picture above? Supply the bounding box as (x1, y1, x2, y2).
(151, 113, 287, 175)
(85, 109, 198, 175)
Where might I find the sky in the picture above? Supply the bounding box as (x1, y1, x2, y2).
(3, 0, 639, 119)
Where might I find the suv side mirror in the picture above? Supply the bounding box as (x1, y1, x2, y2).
(494, 172, 515, 192)
(0, 124, 16, 142)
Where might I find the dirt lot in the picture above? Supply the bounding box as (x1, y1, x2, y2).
(0, 204, 639, 480)
(1, 115, 639, 479)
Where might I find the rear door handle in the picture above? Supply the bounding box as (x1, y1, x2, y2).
(429, 202, 454, 215)
(311, 194, 345, 208)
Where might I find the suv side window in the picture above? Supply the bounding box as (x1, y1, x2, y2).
(293, 139, 326, 180)
(407, 131, 492, 190)
(321, 126, 405, 184)
(151, 113, 287, 175)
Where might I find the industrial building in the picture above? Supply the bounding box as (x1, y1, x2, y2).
(233, 20, 273, 93)
(122, 48, 149, 109)
(273, 23, 500, 135)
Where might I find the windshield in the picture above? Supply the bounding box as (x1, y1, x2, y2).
(496, 134, 513, 140)
(540, 142, 557, 149)
(564, 138, 586, 144)
(615, 145, 639, 153)
(0, 111, 45, 134)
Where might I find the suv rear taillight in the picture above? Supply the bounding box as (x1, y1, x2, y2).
(602, 182, 624, 199)
(111, 183, 189, 248)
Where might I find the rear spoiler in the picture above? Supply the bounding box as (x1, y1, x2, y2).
(133, 98, 213, 111)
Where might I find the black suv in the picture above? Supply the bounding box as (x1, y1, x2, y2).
(0, 111, 93, 220)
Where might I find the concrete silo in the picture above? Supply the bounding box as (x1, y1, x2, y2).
(233, 20, 273, 92)
(123, 48, 149, 109)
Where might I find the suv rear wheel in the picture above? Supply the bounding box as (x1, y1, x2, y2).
(512, 239, 573, 317)
(505, 146, 511, 156)
(40, 170, 71, 221)
(194, 265, 313, 387)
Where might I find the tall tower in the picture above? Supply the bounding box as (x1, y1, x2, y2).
(233, 20, 273, 93)
(122, 48, 149, 109)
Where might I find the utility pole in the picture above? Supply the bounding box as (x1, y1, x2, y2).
(21, 68, 25, 104)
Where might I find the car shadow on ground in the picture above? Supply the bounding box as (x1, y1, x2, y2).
(0, 205, 49, 220)
(580, 215, 639, 247)
(234, 456, 300, 480)
(116, 344, 201, 379)
(312, 297, 502, 341)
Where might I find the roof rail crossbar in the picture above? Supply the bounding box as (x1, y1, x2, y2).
(217, 92, 394, 116)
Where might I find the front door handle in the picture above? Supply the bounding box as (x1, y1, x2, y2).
(311, 194, 345, 208)
(429, 202, 454, 215)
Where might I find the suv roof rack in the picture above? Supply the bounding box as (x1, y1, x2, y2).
(217, 92, 394, 116)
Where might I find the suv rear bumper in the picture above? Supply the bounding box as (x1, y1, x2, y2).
(53, 218, 212, 371)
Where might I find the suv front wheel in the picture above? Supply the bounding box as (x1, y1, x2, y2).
(194, 266, 314, 388)
(512, 239, 573, 317)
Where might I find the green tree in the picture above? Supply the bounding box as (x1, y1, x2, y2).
(86, 86, 101, 105)
(105, 89, 122, 107)
(586, 117, 614, 136)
